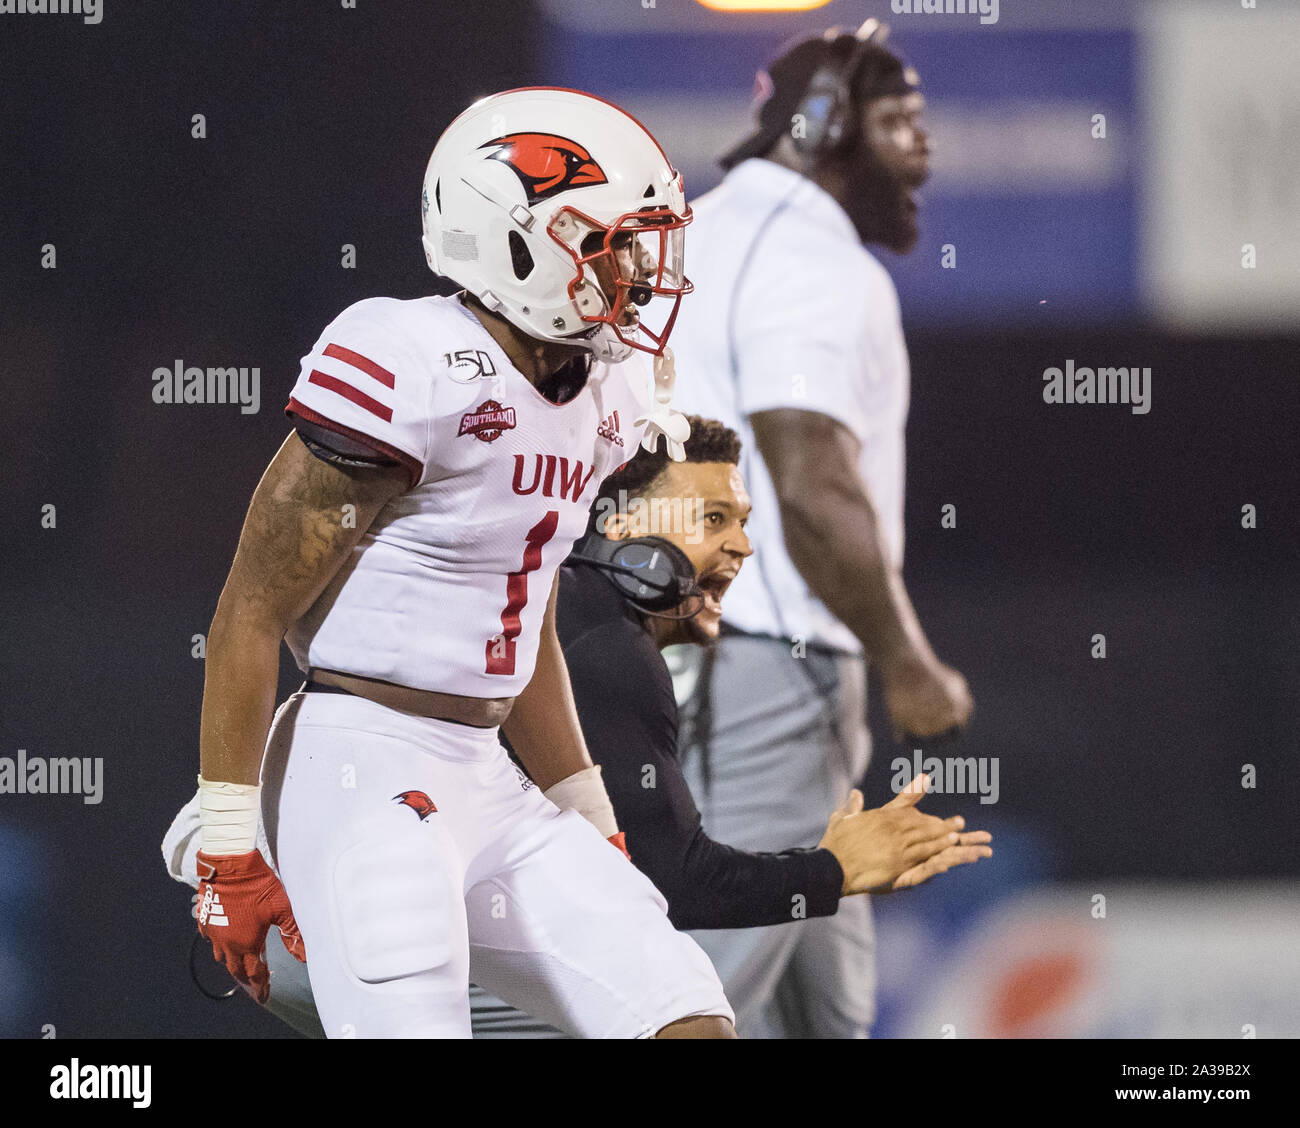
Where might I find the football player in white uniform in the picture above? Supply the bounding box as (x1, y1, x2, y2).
(185, 87, 734, 1038)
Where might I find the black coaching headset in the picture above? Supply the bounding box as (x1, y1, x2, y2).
(790, 18, 890, 162)
(568, 532, 703, 619)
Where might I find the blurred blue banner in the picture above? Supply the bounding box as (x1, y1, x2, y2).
(538, 16, 1138, 327)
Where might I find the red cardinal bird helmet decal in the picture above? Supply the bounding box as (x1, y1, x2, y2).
(479, 133, 609, 205)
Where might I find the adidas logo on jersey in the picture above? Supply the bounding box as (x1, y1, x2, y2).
(198, 886, 229, 928)
(597, 411, 624, 447)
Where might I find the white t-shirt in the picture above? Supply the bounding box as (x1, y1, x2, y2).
(669, 159, 911, 655)
(282, 294, 652, 696)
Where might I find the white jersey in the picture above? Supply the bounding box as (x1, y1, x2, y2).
(282, 294, 653, 697)
(669, 159, 910, 654)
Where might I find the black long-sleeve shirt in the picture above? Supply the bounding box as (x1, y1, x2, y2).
(513, 561, 844, 931)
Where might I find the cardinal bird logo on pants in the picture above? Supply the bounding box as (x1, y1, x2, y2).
(393, 790, 438, 820)
(479, 133, 608, 205)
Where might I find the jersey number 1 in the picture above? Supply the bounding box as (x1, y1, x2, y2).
(486, 511, 559, 676)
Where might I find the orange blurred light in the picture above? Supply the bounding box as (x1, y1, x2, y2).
(695, 0, 833, 11)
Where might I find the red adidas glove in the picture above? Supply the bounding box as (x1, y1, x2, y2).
(195, 849, 305, 1004)
(608, 831, 630, 861)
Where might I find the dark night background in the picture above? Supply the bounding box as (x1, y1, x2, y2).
(1, 1, 1296, 1038)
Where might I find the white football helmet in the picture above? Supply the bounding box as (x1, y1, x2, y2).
(421, 87, 692, 363)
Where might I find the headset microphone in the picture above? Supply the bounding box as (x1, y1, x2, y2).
(569, 533, 704, 618)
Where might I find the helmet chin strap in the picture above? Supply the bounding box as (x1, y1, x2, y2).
(568, 256, 639, 362)
(583, 323, 637, 364)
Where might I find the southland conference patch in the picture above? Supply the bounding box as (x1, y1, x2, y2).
(458, 400, 517, 442)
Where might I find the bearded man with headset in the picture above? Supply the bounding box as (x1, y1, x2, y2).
(666, 20, 976, 1038)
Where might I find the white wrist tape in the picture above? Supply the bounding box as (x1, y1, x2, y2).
(543, 765, 619, 839)
(198, 774, 261, 855)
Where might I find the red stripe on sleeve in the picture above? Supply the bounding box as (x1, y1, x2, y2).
(307, 370, 393, 422)
(323, 343, 397, 389)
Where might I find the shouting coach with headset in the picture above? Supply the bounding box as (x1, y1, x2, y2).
(549, 417, 986, 934)
(666, 21, 975, 1037)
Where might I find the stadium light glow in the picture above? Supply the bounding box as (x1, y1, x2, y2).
(695, 0, 833, 11)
